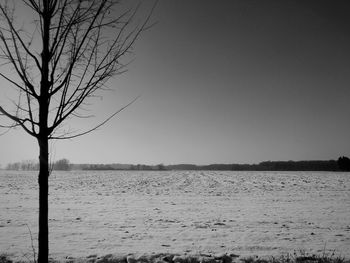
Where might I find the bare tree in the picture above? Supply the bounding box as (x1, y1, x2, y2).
(53, 158, 70, 170)
(0, 1, 155, 262)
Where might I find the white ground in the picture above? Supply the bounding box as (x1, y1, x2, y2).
(0, 171, 349, 261)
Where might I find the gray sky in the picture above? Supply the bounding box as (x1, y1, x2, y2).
(1, 0, 350, 166)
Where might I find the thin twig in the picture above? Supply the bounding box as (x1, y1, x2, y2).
(25, 224, 37, 263)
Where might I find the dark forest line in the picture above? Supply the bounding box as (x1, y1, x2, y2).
(5, 156, 350, 171)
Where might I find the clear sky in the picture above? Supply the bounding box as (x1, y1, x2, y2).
(1, 0, 350, 166)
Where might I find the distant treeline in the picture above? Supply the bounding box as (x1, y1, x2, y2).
(73, 157, 350, 171)
(5, 158, 71, 171)
(170, 158, 350, 171)
(5, 156, 350, 172)
(167, 160, 341, 171)
(77, 163, 166, 171)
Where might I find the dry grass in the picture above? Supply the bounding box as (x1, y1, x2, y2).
(241, 250, 349, 263)
(1, 251, 349, 263)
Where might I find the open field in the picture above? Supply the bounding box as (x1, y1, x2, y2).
(0, 171, 349, 261)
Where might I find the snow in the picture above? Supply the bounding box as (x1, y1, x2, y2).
(0, 170, 349, 260)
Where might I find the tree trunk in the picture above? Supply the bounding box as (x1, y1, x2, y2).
(37, 136, 49, 263)
(38, 2, 50, 262)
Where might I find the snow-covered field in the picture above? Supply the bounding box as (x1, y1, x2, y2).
(0, 170, 349, 260)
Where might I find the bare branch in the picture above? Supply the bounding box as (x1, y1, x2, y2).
(49, 95, 139, 139)
(0, 105, 37, 137)
(0, 3, 41, 71)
